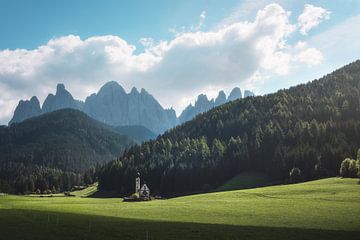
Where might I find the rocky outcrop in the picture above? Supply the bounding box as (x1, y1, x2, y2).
(227, 87, 242, 102)
(244, 90, 255, 98)
(8, 81, 255, 133)
(215, 91, 227, 106)
(42, 84, 79, 113)
(83, 81, 178, 134)
(9, 96, 41, 125)
(179, 87, 255, 124)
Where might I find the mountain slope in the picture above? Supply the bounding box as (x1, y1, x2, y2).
(83, 82, 178, 133)
(0, 109, 134, 172)
(99, 60, 360, 194)
(113, 125, 157, 143)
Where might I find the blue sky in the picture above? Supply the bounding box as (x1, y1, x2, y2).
(0, 0, 359, 124)
(0, 0, 240, 50)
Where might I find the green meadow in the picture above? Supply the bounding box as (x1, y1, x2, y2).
(0, 178, 359, 240)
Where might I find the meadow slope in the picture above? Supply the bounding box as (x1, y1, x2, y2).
(0, 178, 359, 240)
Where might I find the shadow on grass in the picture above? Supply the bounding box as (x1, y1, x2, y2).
(86, 190, 121, 198)
(0, 209, 359, 240)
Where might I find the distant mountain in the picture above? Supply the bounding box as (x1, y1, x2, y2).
(9, 96, 41, 125)
(113, 125, 157, 143)
(9, 82, 178, 134)
(9, 84, 81, 125)
(42, 84, 81, 113)
(244, 90, 255, 98)
(227, 87, 242, 101)
(179, 87, 254, 124)
(0, 109, 134, 172)
(83, 81, 178, 134)
(9, 82, 255, 133)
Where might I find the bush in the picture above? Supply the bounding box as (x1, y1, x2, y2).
(130, 192, 139, 199)
(340, 158, 358, 178)
(289, 168, 302, 183)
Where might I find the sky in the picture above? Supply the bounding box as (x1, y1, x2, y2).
(0, 0, 359, 124)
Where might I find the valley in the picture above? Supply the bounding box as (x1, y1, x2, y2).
(1, 1, 359, 239)
(0, 178, 359, 240)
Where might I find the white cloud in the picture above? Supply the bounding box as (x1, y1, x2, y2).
(294, 47, 324, 66)
(194, 10, 207, 31)
(0, 3, 325, 124)
(298, 4, 331, 35)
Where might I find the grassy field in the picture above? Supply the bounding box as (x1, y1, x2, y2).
(216, 171, 275, 191)
(0, 178, 359, 240)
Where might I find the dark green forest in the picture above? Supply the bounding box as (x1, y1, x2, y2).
(0, 109, 133, 193)
(98, 60, 360, 195)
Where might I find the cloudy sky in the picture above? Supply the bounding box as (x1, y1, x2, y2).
(0, 0, 359, 124)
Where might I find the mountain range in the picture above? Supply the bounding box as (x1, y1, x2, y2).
(179, 87, 255, 123)
(9, 82, 254, 134)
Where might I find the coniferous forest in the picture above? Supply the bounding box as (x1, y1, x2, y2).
(98, 60, 360, 195)
(0, 109, 133, 193)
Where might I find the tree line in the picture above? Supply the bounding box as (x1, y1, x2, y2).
(0, 162, 98, 194)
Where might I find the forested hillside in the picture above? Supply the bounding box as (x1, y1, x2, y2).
(113, 125, 157, 143)
(99, 60, 360, 195)
(0, 109, 134, 193)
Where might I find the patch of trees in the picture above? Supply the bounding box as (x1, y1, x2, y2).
(339, 149, 360, 178)
(98, 60, 360, 195)
(0, 162, 99, 194)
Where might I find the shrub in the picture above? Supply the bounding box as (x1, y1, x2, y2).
(289, 168, 302, 183)
(130, 192, 139, 199)
(340, 158, 358, 178)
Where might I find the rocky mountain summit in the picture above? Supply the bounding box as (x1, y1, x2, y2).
(9, 82, 177, 134)
(9, 96, 41, 125)
(9, 81, 254, 133)
(42, 84, 82, 113)
(83, 81, 177, 133)
(179, 88, 254, 123)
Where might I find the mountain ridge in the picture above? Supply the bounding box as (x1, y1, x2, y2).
(9, 82, 254, 133)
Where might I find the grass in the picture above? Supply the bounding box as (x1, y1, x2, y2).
(0, 178, 359, 239)
(216, 171, 275, 191)
(71, 183, 99, 197)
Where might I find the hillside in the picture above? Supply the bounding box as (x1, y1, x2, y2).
(113, 125, 157, 143)
(0, 178, 359, 240)
(99, 60, 360, 195)
(215, 171, 275, 192)
(0, 108, 134, 171)
(0, 109, 134, 193)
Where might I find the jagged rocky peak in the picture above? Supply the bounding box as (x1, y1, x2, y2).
(130, 86, 139, 95)
(83, 81, 178, 134)
(97, 81, 126, 98)
(9, 96, 41, 125)
(215, 90, 227, 106)
(42, 83, 79, 113)
(244, 90, 255, 98)
(196, 94, 211, 105)
(228, 87, 242, 102)
(56, 83, 65, 93)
